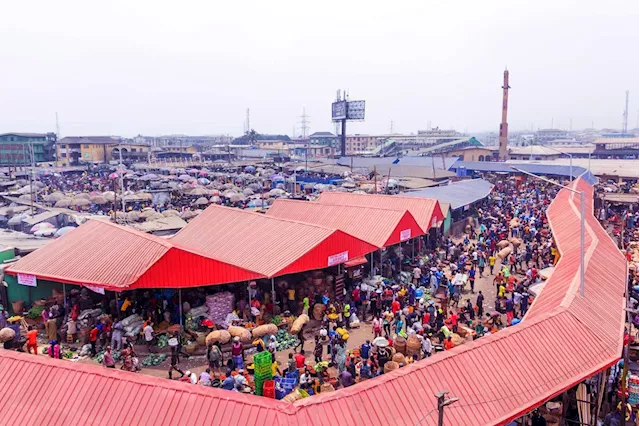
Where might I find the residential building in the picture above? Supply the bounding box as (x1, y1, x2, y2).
(309, 132, 338, 147)
(535, 129, 569, 144)
(57, 136, 152, 166)
(592, 137, 639, 159)
(0, 133, 56, 165)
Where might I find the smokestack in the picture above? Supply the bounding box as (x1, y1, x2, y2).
(498, 69, 510, 161)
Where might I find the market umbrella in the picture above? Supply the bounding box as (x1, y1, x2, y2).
(55, 198, 72, 208)
(242, 188, 254, 196)
(55, 226, 76, 237)
(209, 196, 221, 203)
(146, 213, 164, 222)
(102, 191, 116, 201)
(181, 210, 198, 219)
(222, 189, 237, 197)
(35, 228, 56, 237)
(194, 197, 210, 206)
(45, 192, 65, 202)
(90, 196, 108, 205)
(140, 209, 156, 219)
(189, 187, 212, 196)
(228, 194, 246, 203)
(268, 188, 286, 197)
(197, 178, 211, 185)
(7, 215, 27, 226)
(71, 198, 91, 207)
(140, 173, 159, 181)
(198, 171, 209, 177)
(248, 183, 262, 192)
(30, 222, 55, 233)
(136, 192, 152, 201)
(244, 166, 256, 173)
(18, 194, 31, 201)
(123, 211, 139, 221)
(178, 174, 192, 181)
(162, 209, 180, 217)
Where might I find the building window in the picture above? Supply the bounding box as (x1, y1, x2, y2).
(60, 144, 66, 148)
(84, 144, 89, 148)
(131, 148, 136, 152)
(61, 153, 67, 158)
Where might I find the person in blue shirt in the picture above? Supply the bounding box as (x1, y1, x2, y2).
(360, 340, 371, 360)
(468, 268, 476, 293)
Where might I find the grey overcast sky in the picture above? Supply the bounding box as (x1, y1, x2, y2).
(1, 0, 638, 137)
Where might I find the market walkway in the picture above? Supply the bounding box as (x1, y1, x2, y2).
(0, 177, 626, 426)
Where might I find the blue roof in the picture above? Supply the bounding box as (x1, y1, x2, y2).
(450, 161, 597, 185)
(402, 178, 494, 210)
(337, 156, 459, 170)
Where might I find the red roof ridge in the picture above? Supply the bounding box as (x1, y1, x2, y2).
(88, 218, 174, 249)
(275, 198, 412, 215)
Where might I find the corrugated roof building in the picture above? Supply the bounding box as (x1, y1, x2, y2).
(0, 178, 626, 426)
(6, 219, 263, 290)
(266, 199, 423, 248)
(316, 192, 444, 233)
(172, 204, 378, 277)
(403, 178, 494, 210)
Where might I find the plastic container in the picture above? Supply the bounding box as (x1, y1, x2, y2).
(263, 380, 275, 398)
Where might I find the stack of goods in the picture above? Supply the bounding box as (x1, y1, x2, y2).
(312, 303, 325, 321)
(406, 334, 421, 358)
(77, 309, 103, 343)
(228, 325, 252, 343)
(628, 375, 639, 406)
(251, 324, 277, 339)
(121, 314, 143, 338)
(206, 292, 234, 327)
(263, 380, 276, 399)
(383, 361, 399, 373)
(290, 314, 309, 335)
(222, 312, 239, 329)
(393, 336, 406, 355)
(205, 329, 231, 345)
(253, 351, 273, 396)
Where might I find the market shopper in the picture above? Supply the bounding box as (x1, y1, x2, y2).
(103, 346, 115, 368)
(231, 337, 244, 369)
(26, 326, 38, 355)
(207, 343, 223, 373)
(168, 345, 185, 379)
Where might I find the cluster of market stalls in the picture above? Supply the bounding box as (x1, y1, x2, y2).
(1, 193, 444, 324)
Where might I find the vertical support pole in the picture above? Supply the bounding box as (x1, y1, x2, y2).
(178, 289, 183, 328)
(580, 191, 585, 297)
(62, 283, 67, 307)
(271, 278, 276, 308)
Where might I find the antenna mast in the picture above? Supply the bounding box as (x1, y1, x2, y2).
(623, 90, 629, 133)
(298, 108, 311, 139)
(245, 108, 251, 134)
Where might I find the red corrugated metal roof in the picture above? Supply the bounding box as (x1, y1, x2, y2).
(0, 178, 625, 426)
(172, 204, 378, 277)
(266, 199, 424, 248)
(316, 192, 444, 233)
(5, 219, 264, 290)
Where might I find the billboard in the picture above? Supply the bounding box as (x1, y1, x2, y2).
(346, 100, 365, 120)
(332, 101, 347, 121)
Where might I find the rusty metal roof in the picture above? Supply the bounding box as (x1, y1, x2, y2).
(266, 199, 424, 248)
(172, 204, 378, 277)
(316, 192, 444, 233)
(6, 219, 263, 290)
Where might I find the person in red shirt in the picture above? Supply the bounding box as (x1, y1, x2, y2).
(89, 326, 100, 357)
(26, 326, 38, 354)
(449, 311, 459, 333)
(294, 349, 306, 369)
(391, 299, 400, 315)
(444, 336, 454, 350)
(422, 311, 431, 326)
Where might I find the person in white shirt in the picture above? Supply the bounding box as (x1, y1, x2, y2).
(413, 267, 421, 285)
(143, 322, 155, 353)
(422, 336, 433, 358)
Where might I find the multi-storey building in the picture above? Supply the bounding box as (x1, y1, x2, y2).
(0, 133, 56, 166)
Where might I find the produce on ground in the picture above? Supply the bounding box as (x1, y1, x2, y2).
(142, 353, 167, 367)
(27, 305, 45, 319)
(275, 329, 299, 351)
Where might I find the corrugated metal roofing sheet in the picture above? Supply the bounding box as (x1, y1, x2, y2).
(172, 204, 378, 277)
(266, 199, 423, 248)
(0, 178, 625, 426)
(403, 179, 494, 210)
(5, 219, 263, 290)
(451, 161, 598, 183)
(316, 192, 444, 233)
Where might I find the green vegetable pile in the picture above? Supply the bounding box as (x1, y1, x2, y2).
(93, 350, 121, 364)
(274, 329, 299, 352)
(142, 353, 167, 367)
(156, 334, 169, 348)
(27, 305, 45, 319)
(271, 316, 282, 326)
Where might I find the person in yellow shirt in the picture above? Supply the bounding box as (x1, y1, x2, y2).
(287, 287, 296, 313)
(488, 255, 496, 275)
(498, 284, 506, 298)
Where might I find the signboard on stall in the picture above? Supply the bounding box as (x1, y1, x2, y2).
(17, 273, 37, 287)
(328, 251, 349, 266)
(84, 284, 105, 295)
(400, 229, 411, 241)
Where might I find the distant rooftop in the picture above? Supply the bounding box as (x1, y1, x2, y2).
(59, 136, 120, 144)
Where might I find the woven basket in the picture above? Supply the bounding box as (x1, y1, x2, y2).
(383, 361, 399, 374)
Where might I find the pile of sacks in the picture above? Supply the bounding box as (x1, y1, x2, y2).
(77, 308, 102, 330)
(206, 292, 234, 327)
(121, 314, 143, 338)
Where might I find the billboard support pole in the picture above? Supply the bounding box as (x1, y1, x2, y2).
(341, 118, 347, 156)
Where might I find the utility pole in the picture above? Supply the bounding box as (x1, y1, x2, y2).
(246, 108, 251, 135)
(435, 391, 459, 426)
(389, 119, 394, 134)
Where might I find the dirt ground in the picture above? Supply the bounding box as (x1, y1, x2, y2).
(66, 242, 514, 381)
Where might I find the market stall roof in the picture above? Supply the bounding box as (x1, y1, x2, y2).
(172, 204, 378, 277)
(402, 178, 494, 210)
(316, 192, 444, 233)
(0, 178, 626, 426)
(266, 199, 423, 248)
(5, 219, 263, 291)
(602, 192, 639, 204)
